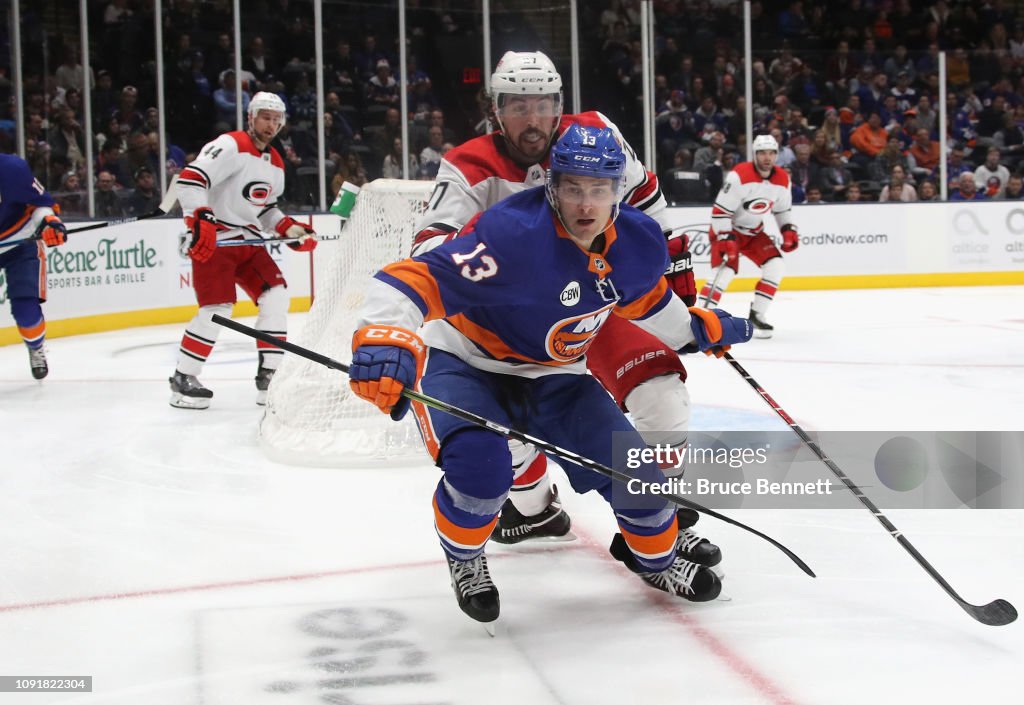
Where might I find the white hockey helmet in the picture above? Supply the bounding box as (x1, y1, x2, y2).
(248, 91, 287, 129)
(490, 51, 564, 145)
(491, 50, 563, 96)
(752, 134, 779, 153)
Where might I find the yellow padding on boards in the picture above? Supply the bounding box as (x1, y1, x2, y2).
(0, 297, 311, 346)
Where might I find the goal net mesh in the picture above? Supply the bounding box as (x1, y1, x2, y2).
(260, 179, 434, 466)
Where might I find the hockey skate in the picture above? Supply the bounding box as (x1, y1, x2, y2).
(255, 366, 275, 406)
(491, 485, 574, 544)
(676, 507, 722, 568)
(749, 307, 774, 339)
(609, 532, 722, 602)
(169, 371, 213, 409)
(28, 346, 48, 380)
(447, 554, 500, 632)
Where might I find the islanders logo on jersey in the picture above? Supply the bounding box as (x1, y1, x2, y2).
(545, 305, 614, 363)
(243, 180, 274, 206)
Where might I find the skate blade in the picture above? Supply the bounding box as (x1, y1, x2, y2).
(710, 565, 725, 580)
(752, 329, 773, 339)
(256, 390, 268, 406)
(169, 393, 211, 410)
(482, 619, 499, 637)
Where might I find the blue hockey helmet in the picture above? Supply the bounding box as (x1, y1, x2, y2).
(548, 124, 626, 182)
(547, 124, 627, 233)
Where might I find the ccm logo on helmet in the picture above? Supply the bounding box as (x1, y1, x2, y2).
(243, 181, 274, 205)
(742, 197, 773, 215)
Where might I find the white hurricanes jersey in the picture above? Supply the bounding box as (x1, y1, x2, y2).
(177, 130, 287, 238)
(412, 111, 668, 254)
(710, 162, 795, 237)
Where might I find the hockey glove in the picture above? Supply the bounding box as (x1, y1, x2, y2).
(36, 214, 67, 247)
(185, 207, 218, 263)
(664, 232, 697, 306)
(780, 224, 799, 253)
(683, 307, 753, 358)
(710, 234, 738, 265)
(350, 325, 425, 421)
(276, 216, 318, 252)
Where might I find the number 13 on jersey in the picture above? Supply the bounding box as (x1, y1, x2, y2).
(451, 243, 498, 281)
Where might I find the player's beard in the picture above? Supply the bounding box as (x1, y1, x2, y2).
(507, 125, 554, 165)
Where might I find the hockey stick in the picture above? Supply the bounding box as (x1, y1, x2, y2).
(721, 351, 1017, 626)
(65, 174, 181, 236)
(213, 314, 815, 578)
(2, 176, 182, 251)
(216, 233, 342, 247)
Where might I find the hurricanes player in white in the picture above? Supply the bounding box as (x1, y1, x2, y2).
(169, 92, 318, 409)
(699, 134, 799, 337)
(412, 51, 722, 571)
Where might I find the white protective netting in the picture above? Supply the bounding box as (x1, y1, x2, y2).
(260, 179, 434, 466)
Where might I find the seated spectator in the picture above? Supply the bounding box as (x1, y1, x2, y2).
(770, 128, 797, 168)
(994, 112, 1024, 166)
(381, 137, 418, 179)
(95, 170, 126, 217)
(244, 36, 277, 85)
(789, 143, 818, 194)
(692, 95, 727, 137)
(945, 143, 973, 189)
(1002, 173, 1024, 200)
(289, 72, 317, 124)
(213, 70, 251, 130)
(845, 182, 863, 202)
(950, 171, 986, 201)
(871, 135, 912, 182)
(126, 166, 161, 215)
(55, 171, 87, 216)
(47, 107, 86, 172)
(878, 165, 918, 202)
(419, 126, 446, 172)
(908, 128, 940, 180)
(805, 185, 825, 203)
(850, 111, 888, 167)
(914, 96, 938, 135)
(819, 151, 854, 201)
(367, 59, 400, 108)
(917, 179, 939, 202)
(692, 131, 724, 175)
(975, 147, 1011, 198)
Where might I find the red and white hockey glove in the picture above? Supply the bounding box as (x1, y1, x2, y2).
(710, 232, 739, 264)
(780, 224, 799, 253)
(36, 214, 67, 247)
(275, 216, 318, 252)
(664, 231, 697, 306)
(185, 207, 218, 263)
(350, 325, 425, 420)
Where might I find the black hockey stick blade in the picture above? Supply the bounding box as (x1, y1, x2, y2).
(214, 315, 816, 578)
(723, 351, 1017, 626)
(962, 599, 1017, 627)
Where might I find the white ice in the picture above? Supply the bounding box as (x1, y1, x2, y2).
(1, 286, 1022, 705)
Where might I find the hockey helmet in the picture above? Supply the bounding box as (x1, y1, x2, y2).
(490, 51, 563, 128)
(546, 124, 627, 227)
(248, 91, 288, 129)
(752, 134, 779, 153)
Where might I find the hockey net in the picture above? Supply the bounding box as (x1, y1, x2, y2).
(260, 179, 434, 467)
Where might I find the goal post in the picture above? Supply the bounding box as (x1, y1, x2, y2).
(260, 179, 435, 466)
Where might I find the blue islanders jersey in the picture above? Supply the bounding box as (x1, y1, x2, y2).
(367, 187, 691, 378)
(0, 154, 56, 245)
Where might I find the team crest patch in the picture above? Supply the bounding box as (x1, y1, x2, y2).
(545, 306, 613, 362)
(559, 281, 581, 306)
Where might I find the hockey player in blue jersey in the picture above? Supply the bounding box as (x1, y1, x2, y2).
(350, 125, 752, 626)
(0, 153, 69, 378)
